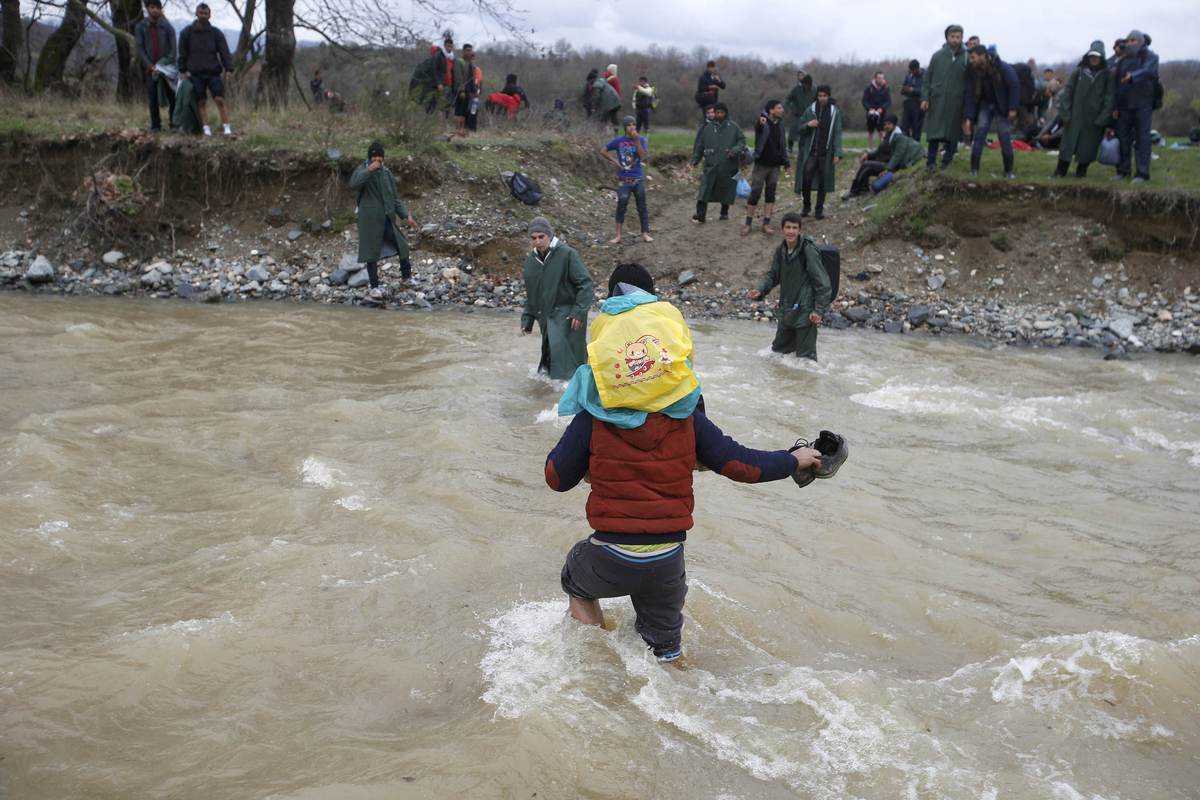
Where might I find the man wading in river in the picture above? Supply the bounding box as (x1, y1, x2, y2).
(521, 217, 594, 380)
(546, 263, 826, 664)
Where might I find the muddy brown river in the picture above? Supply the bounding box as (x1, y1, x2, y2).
(1, 295, 1198, 799)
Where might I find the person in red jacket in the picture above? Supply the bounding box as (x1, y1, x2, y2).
(545, 263, 824, 663)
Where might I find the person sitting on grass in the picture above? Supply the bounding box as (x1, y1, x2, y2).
(546, 262, 825, 665)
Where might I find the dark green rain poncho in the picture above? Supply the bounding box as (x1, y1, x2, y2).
(692, 116, 746, 206)
(785, 80, 816, 144)
(921, 41, 969, 141)
(521, 227, 594, 380)
(590, 77, 622, 117)
(350, 158, 410, 264)
(793, 100, 844, 192)
(757, 234, 833, 359)
(1058, 41, 1114, 165)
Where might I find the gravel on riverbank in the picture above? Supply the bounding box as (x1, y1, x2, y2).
(2, 248, 1197, 358)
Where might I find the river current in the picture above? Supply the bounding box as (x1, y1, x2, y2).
(1, 295, 1198, 799)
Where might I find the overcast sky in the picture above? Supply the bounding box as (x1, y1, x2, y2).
(415, 0, 1198, 64)
(188, 0, 1197, 64)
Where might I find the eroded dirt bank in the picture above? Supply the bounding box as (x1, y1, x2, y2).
(2, 132, 1198, 355)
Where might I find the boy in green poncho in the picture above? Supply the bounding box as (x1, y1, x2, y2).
(521, 216, 594, 380)
(350, 142, 420, 296)
(748, 212, 832, 361)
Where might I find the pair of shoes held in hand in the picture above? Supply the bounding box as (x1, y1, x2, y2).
(789, 430, 848, 488)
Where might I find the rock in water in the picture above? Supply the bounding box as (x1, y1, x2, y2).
(883, 319, 904, 334)
(25, 255, 54, 283)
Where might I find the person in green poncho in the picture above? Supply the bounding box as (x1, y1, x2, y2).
(690, 102, 745, 223)
(793, 85, 843, 220)
(1054, 41, 1114, 178)
(521, 217, 594, 380)
(785, 71, 815, 151)
(748, 212, 832, 361)
(350, 142, 419, 297)
(921, 24, 969, 170)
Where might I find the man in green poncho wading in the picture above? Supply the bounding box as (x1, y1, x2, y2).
(793, 85, 843, 220)
(921, 24, 969, 171)
(1053, 41, 1114, 179)
(350, 142, 420, 299)
(749, 212, 832, 361)
(785, 71, 815, 151)
(521, 217, 594, 380)
(690, 102, 745, 224)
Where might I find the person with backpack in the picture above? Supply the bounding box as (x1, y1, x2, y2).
(922, 25, 969, 171)
(1054, 41, 1114, 179)
(690, 102, 744, 224)
(547, 263, 829, 664)
(589, 70, 622, 128)
(748, 212, 833, 361)
(695, 60, 726, 119)
(521, 217, 594, 380)
(134, 0, 177, 133)
(409, 38, 450, 113)
(1114, 30, 1160, 182)
(1013, 59, 1039, 128)
(785, 71, 815, 151)
(793, 85, 843, 220)
(899, 60, 925, 141)
(861, 71, 892, 149)
(633, 76, 656, 133)
(964, 45, 1021, 178)
(603, 116, 653, 244)
(350, 142, 420, 300)
(742, 100, 790, 236)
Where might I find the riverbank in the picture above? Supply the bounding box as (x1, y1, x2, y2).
(4, 244, 1197, 357)
(2, 122, 1198, 357)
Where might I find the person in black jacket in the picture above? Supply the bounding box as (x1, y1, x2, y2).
(177, 3, 234, 136)
(899, 60, 924, 140)
(861, 71, 891, 148)
(134, 0, 176, 132)
(695, 60, 726, 119)
(964, 46, 1021, 178)
(743, 100, 790, 236)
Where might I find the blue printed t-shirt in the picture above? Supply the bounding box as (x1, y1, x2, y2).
(605, 135, 647, 180)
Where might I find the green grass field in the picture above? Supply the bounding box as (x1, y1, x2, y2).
(2, 94, 1196, 194)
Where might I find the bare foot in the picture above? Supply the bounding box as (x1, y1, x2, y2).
(609, 236, 622, 244)
(642, 233, 654, 242)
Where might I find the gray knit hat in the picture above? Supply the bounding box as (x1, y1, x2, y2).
(622, 115, 636, 126)
(528, 216, 554, 237)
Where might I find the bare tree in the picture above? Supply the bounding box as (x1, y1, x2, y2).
(256, 0, 293, 106)
(33, 0, 86, 92)
(224, 0, 262, 73)
(0, 0, 22, 84)
(109, 0, 142, 99)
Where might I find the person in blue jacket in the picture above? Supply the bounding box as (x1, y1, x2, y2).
(964, 45, 1021, 178)
(1113, 30, 1159, 182)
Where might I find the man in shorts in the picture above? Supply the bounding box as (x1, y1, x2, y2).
(546, 263, 822, 663)
(177, 2, 233, 137)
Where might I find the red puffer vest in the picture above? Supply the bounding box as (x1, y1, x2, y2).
(586, 414, 696, 534)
